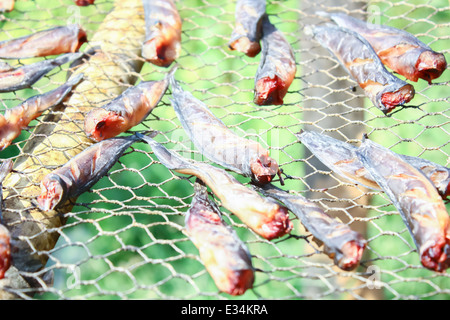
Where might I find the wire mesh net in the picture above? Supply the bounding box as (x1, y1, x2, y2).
(0, 0, 449, 300)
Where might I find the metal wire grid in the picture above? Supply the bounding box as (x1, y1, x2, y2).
(0, 0, 448, 300)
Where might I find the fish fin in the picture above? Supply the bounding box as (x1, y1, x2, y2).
(165, 64, 178, 82)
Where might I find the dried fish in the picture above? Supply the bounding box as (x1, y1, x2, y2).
(356, 137, 450, 272)
(0, 25, 87, 59)
(254, 15, 297, 106)
(297, 130, 450, 200)
(0, 73, 84, 151)
(0, 0, 146, 291)
(228, 0, 266, 57)
(321, 12, 447, 84)
(186, 181, 254, 295)
(306, 24, 415, 114)
(142, 0, 182, 67)
(37, 134, 143, 212)
(137, 133, 293, 240)
(84, 68, 172, 142)
(0, 52, 84, 93)
(261, 184, 366, 271)
(170, 77, 281, 185)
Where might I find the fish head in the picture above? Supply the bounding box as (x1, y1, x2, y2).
(250, 153, 280, 185)
(380, 83, 415, 114)
(209, 266, 255, 296)
(229, 36, 261, 58)
(259, 203, 293, 240)
(84, 108, 126, 142)
(142, 29, 181, 68)
(416, 51, 447, 84)
(420, 234, 450, 272)
(336, 239, 366, 271)
(37, 175, 66, 212)
(254, 75, 286, 106)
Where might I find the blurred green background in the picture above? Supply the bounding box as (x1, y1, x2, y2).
(0, 0, 448, 300)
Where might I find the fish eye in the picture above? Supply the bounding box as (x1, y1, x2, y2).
(96, 121, 106, 131)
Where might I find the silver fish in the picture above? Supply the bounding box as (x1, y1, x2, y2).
(0, 52, 84, 93)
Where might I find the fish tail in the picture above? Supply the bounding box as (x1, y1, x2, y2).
(168, 69, 185, 98)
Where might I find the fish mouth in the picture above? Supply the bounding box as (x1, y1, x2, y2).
(416, 51, 447, 84)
